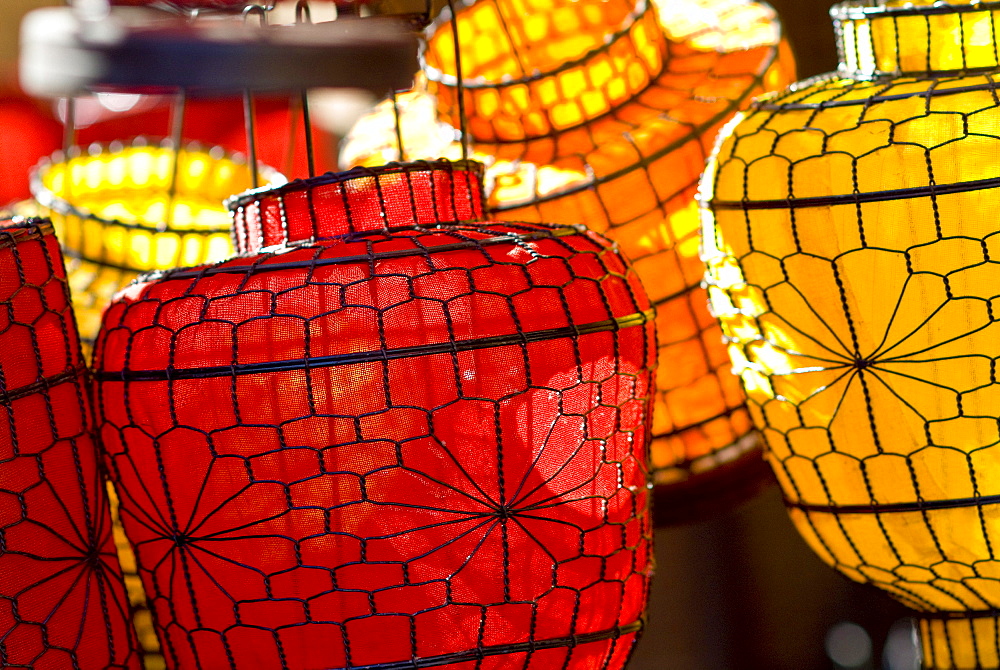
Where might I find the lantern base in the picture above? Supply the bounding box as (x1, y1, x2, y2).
(919, 612, 1000, 669)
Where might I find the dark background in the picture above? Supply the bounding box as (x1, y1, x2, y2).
(627, 3, 920, 670)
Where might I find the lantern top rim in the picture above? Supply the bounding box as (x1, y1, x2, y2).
(832, 0, 1000, 77)
(830, 1, 1000, 21)
(226, 158, 485, 210)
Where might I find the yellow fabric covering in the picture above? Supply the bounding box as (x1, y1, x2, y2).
(703, 2, 1000, 667)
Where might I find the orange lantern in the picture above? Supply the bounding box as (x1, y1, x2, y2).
(702, 0, 1000, 666)
(342, 0, 796, 517)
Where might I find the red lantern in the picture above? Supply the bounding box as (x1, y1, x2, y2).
(0, 216, 138, 669)
(94, 160, 655, 669)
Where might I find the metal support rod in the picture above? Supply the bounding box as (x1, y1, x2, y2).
(244, 91, 259, 189)
(391, 90, 405, 162)
(296, 0, 317, 178)
(446, 0, 469, 162)
(165, 88, 187, 230)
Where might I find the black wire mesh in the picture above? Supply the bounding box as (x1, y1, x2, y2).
(0, 216, 139, 669)
(341, 0, 797, 518)
(701, 2, 1000, 667)
(93, 160, 656, 669)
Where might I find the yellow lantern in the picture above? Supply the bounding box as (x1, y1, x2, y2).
(30, 140, 285, 354)
(342, 0, 796, 510)
(702, 0, 1000, 666)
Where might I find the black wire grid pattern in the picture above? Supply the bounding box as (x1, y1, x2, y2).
(92, 164, 656, 669)
(344, 0, 794, 492)
(0, 217, 138, 669)
(703, 4, 1000, 667)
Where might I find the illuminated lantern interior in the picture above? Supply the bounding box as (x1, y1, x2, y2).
(341, 0, 796, 513)
(30, 141, 285, 353)
(95, 160, 655, 669)
(0, 216, 139, 669)
(702, 1, 1000, 666)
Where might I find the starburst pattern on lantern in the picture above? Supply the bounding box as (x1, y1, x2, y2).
(702, 2, 1000, 666)
(0, 217, 138, 669)
(342, 0, 796, 506)
(94, 161, 655, 669)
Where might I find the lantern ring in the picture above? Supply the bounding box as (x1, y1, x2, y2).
(786, 493, 1000, 515)
(920, 609, 1000, 621)
(96, 308, 656, 381)
(0, 366, 87, 405)
(226, 158, 485, 208)
(708, 173, 1000, 211)
(0, 217, 54, 248)
(756, 80, 1000, 112)
(341, 620, 643, 670)
(150, 223, 580, 280)
(831, 0, 1000, 20)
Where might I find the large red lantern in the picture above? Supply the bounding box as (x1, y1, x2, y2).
(94, 160, 655, 669)
(0, 216, 138, 669)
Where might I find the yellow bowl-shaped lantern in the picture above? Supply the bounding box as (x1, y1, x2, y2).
(31, 141, 285, 354)
(702, 1, 1000, 666)
(342, 0, 796, 517)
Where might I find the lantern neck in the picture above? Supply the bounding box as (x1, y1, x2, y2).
(422, 0, 667, 142)
(229, 160, 487, 254)
(833, 1, 1000, 78)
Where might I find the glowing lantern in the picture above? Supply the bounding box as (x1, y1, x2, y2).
(342, 0, 796, 512)
(94, 160, 655, 669)
(0, 216, 138, 669)
(30, 141, 285, 353)
(701, 1, 1000, 666)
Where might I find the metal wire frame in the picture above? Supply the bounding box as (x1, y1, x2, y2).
(93, 159, 656, 669)
(701, 1, 1000, 666)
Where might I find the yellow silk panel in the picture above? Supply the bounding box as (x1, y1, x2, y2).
(703, 66, 1000, 669)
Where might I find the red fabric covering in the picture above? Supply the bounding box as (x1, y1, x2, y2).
(95, 161, 655, 669)
(0, 99, 62, 208)
(0, 217, 138, 669)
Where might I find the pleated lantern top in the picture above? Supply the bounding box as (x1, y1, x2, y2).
(341, 0, 796, 515)
(0, 217, 139, 669)
(701, 1, 1000, 667)
(94, 160, 656, 669)
(31, 141, 284, 355)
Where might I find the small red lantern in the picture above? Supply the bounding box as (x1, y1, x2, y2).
(95, 160, 655, 669)
(0, 216, 138, 669)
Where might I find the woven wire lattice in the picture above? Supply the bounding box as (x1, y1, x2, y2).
(702, 2, 1000, 667)
(341, 0, 795, 502)
(0, 216, 138, 668)
(30, 140, 281, 356)
(94, 161, 655, 669)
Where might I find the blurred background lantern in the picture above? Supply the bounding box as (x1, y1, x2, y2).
(94, 159, 656, 669)
(341, 0, 797, 522)
(0, 215, 138, 668)
(30, 140, 284, 355)
(701, 0, 1000, 666)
